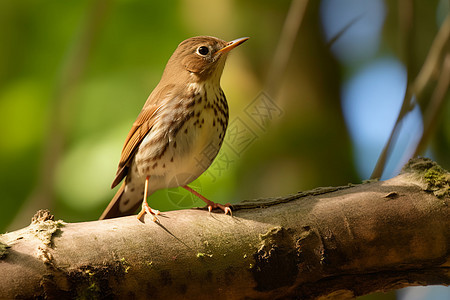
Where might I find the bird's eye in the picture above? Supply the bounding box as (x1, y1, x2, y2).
(197, 46, 209, 56)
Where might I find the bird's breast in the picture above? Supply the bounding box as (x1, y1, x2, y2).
(132, 82, 228, 189)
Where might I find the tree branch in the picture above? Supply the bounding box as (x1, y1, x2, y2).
(1, 157, 449, 299)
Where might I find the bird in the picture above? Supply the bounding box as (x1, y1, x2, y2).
(99, 36, 249, 220)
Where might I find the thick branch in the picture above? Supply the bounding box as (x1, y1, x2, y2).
(1, 157, 449, 299)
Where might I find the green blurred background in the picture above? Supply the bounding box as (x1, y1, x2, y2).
(0, 0, 449, 299)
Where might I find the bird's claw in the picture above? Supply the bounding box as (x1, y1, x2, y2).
(224, 206, 232, 216)
(206, 202, 232, 216)
(182, 185, 232, 216)
(137, 201, 160, 222)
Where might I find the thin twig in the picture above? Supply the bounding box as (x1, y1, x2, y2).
(326, 14, 364, 49)
(370, 13, 450, 179)
(265, 0, 308, 98)
(413, 53, 450, 156)
(412, 15, 450, 98)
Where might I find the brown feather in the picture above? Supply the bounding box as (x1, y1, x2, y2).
(99, 182, 141, 219)
(110, 84, 175, 188)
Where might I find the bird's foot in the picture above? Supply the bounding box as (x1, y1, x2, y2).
(137, 200, 160, 222)
(205, 201, 232, 216)
(182, 185, 232, 216)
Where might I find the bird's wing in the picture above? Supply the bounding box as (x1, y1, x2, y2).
(111, 84, 174, 188)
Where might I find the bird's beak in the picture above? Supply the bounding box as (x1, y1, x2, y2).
(215, 37, 249, 55)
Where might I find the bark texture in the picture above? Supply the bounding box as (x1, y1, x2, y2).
(0, 157, 449, 299)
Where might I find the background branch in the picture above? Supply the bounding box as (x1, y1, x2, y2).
(7, 0, 111, 231)
(371, 12, 450, 179)
(265, 0, 308, 98)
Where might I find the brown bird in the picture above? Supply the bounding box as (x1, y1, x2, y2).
(100, 36, 249, 220)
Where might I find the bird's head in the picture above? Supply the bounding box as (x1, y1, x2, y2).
(162, 36, 249, 84)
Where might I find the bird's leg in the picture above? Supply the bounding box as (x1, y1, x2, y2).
(137, 176, 160, 221)
(182, 185, 232, 215)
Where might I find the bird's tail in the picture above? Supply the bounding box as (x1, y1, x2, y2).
(99, 182, 142, 220)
